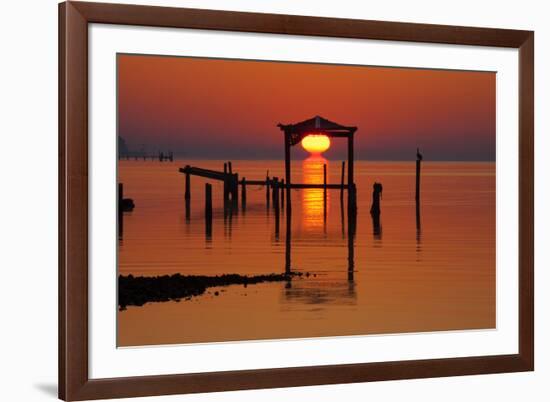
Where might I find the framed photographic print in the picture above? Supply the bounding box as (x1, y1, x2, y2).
(59, 1, 534, 400)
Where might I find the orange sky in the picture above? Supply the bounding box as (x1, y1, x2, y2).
(118, 54, 496, 161)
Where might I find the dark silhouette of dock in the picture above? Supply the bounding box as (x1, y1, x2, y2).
(119, 151, 174, 162)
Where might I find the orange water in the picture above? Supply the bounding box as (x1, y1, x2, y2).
(117, 159, 495, 346)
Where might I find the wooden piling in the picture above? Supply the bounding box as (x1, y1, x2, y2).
(233, 173, 239, 205)
(223, 163, 228, 175)
(416, 154, 421, 203)
(223, 179, 229, 205)
(118, 183, 123, 207)
(228, 161, 233, 174)
(370, 182, 383, 215)
(272, 177, 278, 206)
(266, 174, 270, 205)
(205, 183, 213, 237)
(241, 177, 247, 205)
(340, 161, 345, 201)
(280, 179, 285, 210)
(348, 134, 354, 189)
(184, 171, 191, 201)
(284, 132, 292, 212)
(323, 164, 328, 224)
(274, 178, 280, 236)
(323, 163, 327, 195)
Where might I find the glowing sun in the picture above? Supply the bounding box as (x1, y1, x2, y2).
(301, 134, 331, 155)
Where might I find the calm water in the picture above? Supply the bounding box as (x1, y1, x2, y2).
(118, 159, 495, 346)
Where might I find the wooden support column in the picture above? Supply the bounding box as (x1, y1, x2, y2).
(266, 173, 270, 205)
(273, 178, 280, 237)
(416, 151, 421, 204)
(272, 177, 278, 206)
(323, 164, 328, 228)
(184, 170, 191, 201)
(284, 131, 292, 211)
(241, 177, 247, 206)
(184, 170, 191, 222)
(323, 164, 327, 193)
(205, 183, 213, 239)
(348, 133, 354, 188)
(340, 161, 345, 201)
(347, 132, 356, 211)
(118, 183, 123, 207)
(280, 179, 285, 210)
(233, 173, 239, 207)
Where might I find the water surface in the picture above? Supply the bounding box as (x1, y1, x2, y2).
(117, 159, 495, 346)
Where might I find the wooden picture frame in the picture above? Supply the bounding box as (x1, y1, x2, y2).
(59, 1, 534, 400)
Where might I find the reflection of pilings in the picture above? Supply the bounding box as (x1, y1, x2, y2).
(185, 200, 190, 222)
(346, 181, 357, 281)
(416, 202, 422, 245)
(347, 198, 356, 282)
(416, 148, 422, 204)
(280, 179, 285, 210)
(273, 177, 280, 238)
(241, 177, 247, 212)
(323, 164, 327, 226)
(205, 183, 212, 240)
(272, 177, 278, 206)
(285, 204, 292, 274)
(225, 202, 234, 239)
(372, 213, 382, 240)
(265, 172, 270, 207)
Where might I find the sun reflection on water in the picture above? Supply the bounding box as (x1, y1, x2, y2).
(302, 156, 329, 231)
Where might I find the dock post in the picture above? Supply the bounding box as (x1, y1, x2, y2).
(272, 177, 278, 206)
(233, 173, 239, 207)
(280, 179, 285, 210)
(118, 183, 123, 207)
(274, 178, 280, 237)
(241, 177, 247, 211)
(184, 169, 191, 221)
(348, 132, 354, 191)
(323, 164, 328, 224)
(285, 202, 292, 274)
(284, 131, 292, 212)
(228, 161, 233, 174)
(266, 174, 270, 206)
(416, 148, 422, 204)
(224, 163, 228, 174)
(184, 170, 191, 201)
(340, 161, 345, 202)
(370, 182, 383, 215)
(323, 163, 327, 196)
(205, 183, 213, 238)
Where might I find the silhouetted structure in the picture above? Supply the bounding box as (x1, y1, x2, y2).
(205, 183, 213, 240)
(416, 148, 422, 203)
(370, 182, 383, 215)
(278, 115, 358, 209)
(118, 183, 135, 212)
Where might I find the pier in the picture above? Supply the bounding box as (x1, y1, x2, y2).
(119, 151, 174, 162)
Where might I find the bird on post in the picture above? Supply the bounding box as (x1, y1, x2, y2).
(417, 148, 423, 161)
